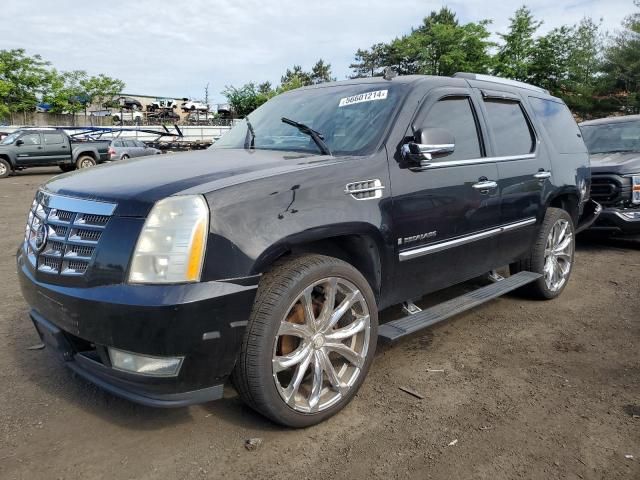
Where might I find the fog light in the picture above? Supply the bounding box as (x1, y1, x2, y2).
(108, 348, 183, 377)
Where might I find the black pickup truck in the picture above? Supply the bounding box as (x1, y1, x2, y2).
(17, 73, 600, 427)
(580, 115, 640, 235)
(0, 128, 110, 178)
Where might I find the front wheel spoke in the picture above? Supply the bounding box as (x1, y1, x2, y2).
(556, 222, 568, 245)
(308, 351, 324, 410)
(553, 235, 572, 254)
(273, 343, 312, 373)
(318, 278, 338, 324)
(323, 291, 361, 332)
(282, 350, 313, 405)
(277, 321, 312, 338)
(325, 314, 369, 341)
(301, 286, 317, 328)
(324, 342, 364, 368)
(319, 349, 347, 395)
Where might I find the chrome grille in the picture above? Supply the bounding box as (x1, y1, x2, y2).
(24, 190, 116, 276)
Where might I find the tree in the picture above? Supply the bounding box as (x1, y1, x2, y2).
(494, 6, 542, 81)
(80, 73, 125, 109)
(0, 49, 50, 117)
(603, 1, 640, 112)
(222, 83, 272, 117)
(310, 59, 334, 84)
(281, 65, 312, 86)
(348, 8, 494, 78)
(349, 43, 388, 78)
(43, 69, 88, 114)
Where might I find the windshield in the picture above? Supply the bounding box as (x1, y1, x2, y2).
(213, 83, 408, 156)
(0, 132, 20, 145)
(581, 120, 640, 154)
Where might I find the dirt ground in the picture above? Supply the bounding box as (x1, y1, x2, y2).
(1, 168, 639, 480)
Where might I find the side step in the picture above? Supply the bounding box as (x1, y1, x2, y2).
(378, 271, 541, 343)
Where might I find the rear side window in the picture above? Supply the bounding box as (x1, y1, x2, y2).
(529, 97, 586, 154)
(421, 97, 482, 161)
(44, 133, 64, 144)
(483, 99, 535, 157)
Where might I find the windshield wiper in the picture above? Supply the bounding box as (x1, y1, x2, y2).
(281, 117, 332, 156)
(244, 116, 256, 149)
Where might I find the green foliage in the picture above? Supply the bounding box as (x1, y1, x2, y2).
(0, 48, 125, 119)
(603, 1, 640, 113)
(224, 59, 334, 116)
(494, 6, 543, 81)
(0, 49, 51, 116)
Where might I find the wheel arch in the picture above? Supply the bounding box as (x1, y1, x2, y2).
(74, 150, 97, 161)
(546, 189, 580, 224)
(251, 224, 386, 302)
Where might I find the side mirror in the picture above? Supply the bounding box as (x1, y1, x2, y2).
(16, 139, 24, 146)
(401, 127, 455, 168)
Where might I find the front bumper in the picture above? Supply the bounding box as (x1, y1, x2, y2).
(18, 250, 259, 407)
(589, 206, 640, 235)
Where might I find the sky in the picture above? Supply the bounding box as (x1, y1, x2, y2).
(0, 0, 634, 104)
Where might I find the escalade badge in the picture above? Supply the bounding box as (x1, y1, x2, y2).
(34, 223, 48, 252)
(398, 231, 437, 245)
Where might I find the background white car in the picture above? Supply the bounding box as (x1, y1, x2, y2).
(181, 100, 209, 112)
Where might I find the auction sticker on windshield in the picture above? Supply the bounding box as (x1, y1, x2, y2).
(339, 90, 388, 107)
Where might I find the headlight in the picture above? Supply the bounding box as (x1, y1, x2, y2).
(128, 195, 209, 284)
(632, 175, 640, 205)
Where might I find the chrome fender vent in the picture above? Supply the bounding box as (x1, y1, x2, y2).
(345, 179, 385, 200)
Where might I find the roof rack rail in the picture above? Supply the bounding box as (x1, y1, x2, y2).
(453, 72, 549, 94)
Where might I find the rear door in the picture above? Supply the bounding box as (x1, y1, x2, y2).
(42, 132, 69, 162)
(15, 133, 44, 166)
(390, 87, 502, 301)
(473, 89, 550, 264)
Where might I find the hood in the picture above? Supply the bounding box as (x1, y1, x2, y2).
(43, 148, 332, 217)
(590, 152, 640, 176)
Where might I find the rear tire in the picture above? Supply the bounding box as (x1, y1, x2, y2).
(511, 207, 575, 299)
(76, 155, 96, 169)
(233, 254, 378, 427)
(0, 158, 11, 178)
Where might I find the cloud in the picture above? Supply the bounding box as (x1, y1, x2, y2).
(0, 0, 632, 103)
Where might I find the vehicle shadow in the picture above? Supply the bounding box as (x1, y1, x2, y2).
(576, 232, 640, 251)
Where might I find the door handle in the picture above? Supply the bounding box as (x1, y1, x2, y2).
(472, 180, 498, 193)
(533, 171, 551, 179)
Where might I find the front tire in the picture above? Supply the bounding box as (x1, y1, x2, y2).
(0, 158, 11, 178)
(512, 207, 575, 299)
(233, 254, 378, 427)
(76, 155, 96, 169)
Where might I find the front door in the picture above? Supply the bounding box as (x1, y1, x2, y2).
(15, 133, 44, 166)
(42, 132, 69, 163)
(390, 88, 502, 303)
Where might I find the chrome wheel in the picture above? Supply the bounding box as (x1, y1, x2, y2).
(543, 218, 573, 292)
(272, 277, 371, 414)
(0, 162, 7, 176)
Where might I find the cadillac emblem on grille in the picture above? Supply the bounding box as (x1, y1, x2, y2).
(34, 222, 48, 252)
(24, 190, 117, 277)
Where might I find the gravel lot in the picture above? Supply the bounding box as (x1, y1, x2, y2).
(1, 168, 639, 480)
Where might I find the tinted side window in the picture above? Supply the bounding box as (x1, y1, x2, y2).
(125, 140, 137, 147)
(21, 134, 41, 145)
(483, 99, 534, 156)
(44, 133, 64, 145)
(422, 97, 482, 161)
(135, 141, 146, 148)
(529, 97, 586, 154)
(113, 140, 124, 147)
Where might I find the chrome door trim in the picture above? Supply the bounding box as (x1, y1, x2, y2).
(416, 153, 535, 170)
(399, 217, 537, 261)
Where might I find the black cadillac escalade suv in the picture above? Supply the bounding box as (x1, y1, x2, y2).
(18, 73, 600, 427)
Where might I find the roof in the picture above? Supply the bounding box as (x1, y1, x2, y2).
(579, 114, 640, 126)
